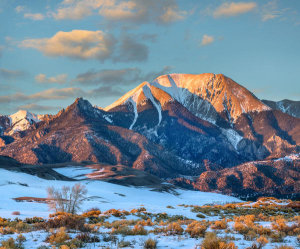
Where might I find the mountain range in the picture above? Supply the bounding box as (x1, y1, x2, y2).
(0, 73, 299, 199)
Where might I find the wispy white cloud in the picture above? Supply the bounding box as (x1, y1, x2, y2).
(35, 74, 68, 84)
(73, 66, 172, 86)
(0, 68, 27, 81)
(0, 88, 86, 104)
(261, 1, 283, 21)
(24, 13, 45, 20)
(213, 2, 257, 18)
(15, 5, 25, 13)
(201, 35, 214, 46)
(17, 103, 61, 112)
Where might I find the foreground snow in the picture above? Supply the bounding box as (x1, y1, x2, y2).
(0, 168, 240, 219)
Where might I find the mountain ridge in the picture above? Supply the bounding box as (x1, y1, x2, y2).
(0, 72, 299, 199)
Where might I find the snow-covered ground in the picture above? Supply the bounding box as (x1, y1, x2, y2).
(0, 168, 240, 219)
(0, 167, 298, 249)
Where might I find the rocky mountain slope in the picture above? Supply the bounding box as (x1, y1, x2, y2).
(262, 99, 300, 118)
(0, 73, 299, 199)
(170, 154, 300, 200)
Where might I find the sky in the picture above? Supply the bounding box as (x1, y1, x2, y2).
(0, 0, 300, 115)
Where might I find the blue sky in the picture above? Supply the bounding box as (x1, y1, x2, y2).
(0, 0, 299, 115)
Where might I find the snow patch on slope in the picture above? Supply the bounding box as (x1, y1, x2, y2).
(221, 128, 243, 150)
(143, 84, 162, 126)
(128, 98, 138, 129)
(54, 166, 96, 180)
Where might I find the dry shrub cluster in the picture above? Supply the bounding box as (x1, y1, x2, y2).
(44, 212, 86, 231)
(186, 220, 209, 238)
(198, 232, 237, 249)
(211, 219, 228, 230)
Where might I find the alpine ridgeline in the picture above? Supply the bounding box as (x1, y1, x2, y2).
(0, 73, 299, 199)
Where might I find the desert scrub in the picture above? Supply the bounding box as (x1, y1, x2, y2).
(164, 222, 183, 235)
(45, 212, 86, 231)
(111, 225, 133, 236)
(82, 209, 101, 218)
(271, 218, 300, 235)
(132, 224, 148, 235)
(46, 227, 70, 245)
(136, 218, 153, 227)
(249, 236, 269, 249)
(211, 219, 228, 230)
(118, 240, 131, 248)
(143, 238, 157, 249)
(75, 232, 100, 243)
(199, 232, 237, 249)
(186, 220, 208, 238)
(103, 209, 124, 218)
(103, 219, 137, 229)
(24, 217, 45, 224)
(0, 235, 26, 249)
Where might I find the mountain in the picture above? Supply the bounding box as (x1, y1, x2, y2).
(105, 73, 270, 125)
(105, 73, 299, 160)
(0, 73, 299, 199)
(170, 154, 300, 200)
(262, 99, 300, 118)
(0, 110, 47, 136)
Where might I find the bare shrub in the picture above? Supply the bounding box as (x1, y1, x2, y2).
(144, 238, 157, 249)
(47, 183, 87, 214)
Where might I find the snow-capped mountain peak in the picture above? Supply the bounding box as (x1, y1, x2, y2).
(8, 110, 42, 134)
(105, 73, 271, 124)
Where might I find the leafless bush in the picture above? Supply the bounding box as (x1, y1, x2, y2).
(47, 183, 87, 214)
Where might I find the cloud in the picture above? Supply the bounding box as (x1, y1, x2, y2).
(201, 35, 214, 46)
(35, 73, 68, 84)
(20, 30, 116, 60)
(24, 13, 45, 20)
(20, 30, 150, 62)
(52, 0, 187, 24)
(89, 86, 124, 97)
(0, 88, 86, 104)
(15, 5, 25, 13)
(53, 0, 97, 20)
(18, 103, 61, 112)
(115, 35, 148, 62)
(15, 5, 45, 20)
(213, 2, 257, 18)
(0, 68, 26, 81)
(160, 5, 187, 23)
(73, 66, 172, 86)
(261, 1, 282, 21)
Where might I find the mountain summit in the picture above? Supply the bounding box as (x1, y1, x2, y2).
(106, 73, 270, 125)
